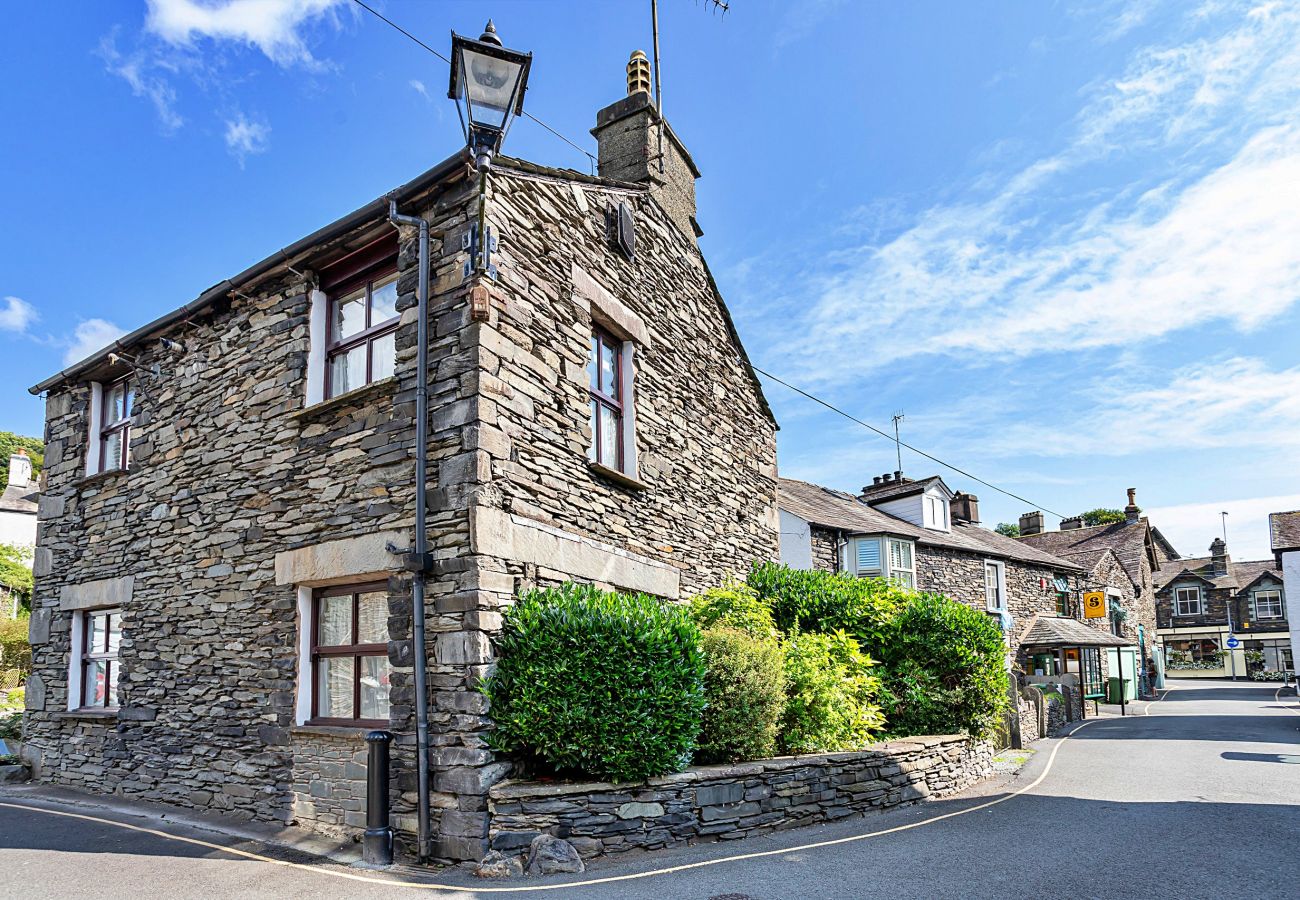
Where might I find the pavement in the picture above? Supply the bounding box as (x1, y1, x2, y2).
(2, 679, 1298, 899)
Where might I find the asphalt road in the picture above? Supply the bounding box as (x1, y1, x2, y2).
(2, 680, 1298, 899)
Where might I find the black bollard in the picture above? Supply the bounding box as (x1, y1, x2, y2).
(363, 730, 393, 866)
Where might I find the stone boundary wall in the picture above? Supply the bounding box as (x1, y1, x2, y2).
(1018, 685, 1069, 743)
(487, 735, 993, 861)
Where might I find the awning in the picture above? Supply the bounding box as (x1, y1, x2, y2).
(1019, 614, 1135, 648)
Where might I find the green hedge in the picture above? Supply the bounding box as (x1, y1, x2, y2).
(780, 630, 884, 753)
(484, 583, 706, 782)
(696, 627, 785, 763)
(876, 593, 1008, 738)
(747, 562, 908, 654)
(688, 581, 779, 639)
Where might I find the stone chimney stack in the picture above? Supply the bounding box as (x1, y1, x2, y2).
(1125, 487, 1141, 525)
(592, 51, 702, 241)
(1060, 516, 1083, 531)
(8, 449, 32, 489)
(1019, 511, 1045, 537)
(1209, 537, 1230, 578)
(950, 492, 980, 524)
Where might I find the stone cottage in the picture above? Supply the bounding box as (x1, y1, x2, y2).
(778, 475, 1089, 660)
(21, 58, 778, 863)
(1017, 489, 1180, 691)
(1155, 538, 1291, 678)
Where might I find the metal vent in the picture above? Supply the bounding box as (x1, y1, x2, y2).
(614, 201, 635, 260)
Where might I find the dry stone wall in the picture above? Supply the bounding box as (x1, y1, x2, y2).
(488, 736, 993, 861)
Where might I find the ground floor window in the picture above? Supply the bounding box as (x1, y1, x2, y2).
(1164, 636, 1222, 669)
(309, 584, 391, 725)
(78, 609, 122, 709)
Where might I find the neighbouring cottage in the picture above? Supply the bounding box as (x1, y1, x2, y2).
(1, 450, 39, 617)
(1269, 510, 1300, 676)
(1154, 537, 1292, 678)
(20, 54, 778, 863)
(778, 475, 1102, 666)
(1016, 489, 1180, 695)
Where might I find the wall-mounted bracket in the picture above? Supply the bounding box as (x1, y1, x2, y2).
(462, 224, 499, 280)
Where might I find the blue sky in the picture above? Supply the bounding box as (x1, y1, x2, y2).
(3, 0, 1298, 559)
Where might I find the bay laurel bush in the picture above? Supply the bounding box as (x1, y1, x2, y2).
(483, 582, 706, 782)
(746, 562, 907, 655)
(687, 581, 779, 640)
(780, 630, 884, 754)
(696, 626, 786, 764)
(877, 593, 1008, 739)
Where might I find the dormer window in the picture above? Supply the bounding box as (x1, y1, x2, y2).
(925, 494, 949, 530)
(1174, 586, 1201, 617)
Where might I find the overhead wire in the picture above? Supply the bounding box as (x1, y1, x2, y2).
(349, 0, 599, 171)
(750, 365, 1068, 518)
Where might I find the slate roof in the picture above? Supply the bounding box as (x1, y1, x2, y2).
(779, 478, 1084, 572)
(1019, 613, 1132, 648)
(1153, 556, 1280, 593)
(1270, 511, 1300, 553)
(857, 476, 945, 504)
(1018, 520, 1160, 588)
(0, 481, 38, 515)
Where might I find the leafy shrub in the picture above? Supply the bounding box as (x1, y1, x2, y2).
(0, 711, 20, 740)
(747, 562, 906, 654)
(877, 594, 1008, 738)
(688, 581, 779, 639)
(780, 630, 884, 754)
(696, 627, 786, 764)
(484, 582, 706, 782)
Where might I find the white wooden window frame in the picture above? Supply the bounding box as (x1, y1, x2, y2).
(1253, 589, 1283, 620)
(984, 560, 1007, 612)
(1174, 586, 1202, 617)
(847, 536, 915, 586)
(886, 537, 915, 588)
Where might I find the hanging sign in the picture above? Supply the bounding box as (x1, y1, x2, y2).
(1083, 591, 1107, 618)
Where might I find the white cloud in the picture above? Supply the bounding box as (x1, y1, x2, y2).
(1146, 492, 1300, 561)
(767, 1, 1300, 387)
(97, 31, 184, 133)
(64, 320, 127, 366)
(145, 0, 346, 68)
(409, 79, 430, 101)
(0, 296, 38, 334)
(224, 113, 271, 164)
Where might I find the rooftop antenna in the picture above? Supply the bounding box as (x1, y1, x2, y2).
(1220, 511, 1229, 544)
(892, 411, 905, 476)
(650, 0, 665, 174)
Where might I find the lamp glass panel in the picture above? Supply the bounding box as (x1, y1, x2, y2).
(459, 48, 521, 128)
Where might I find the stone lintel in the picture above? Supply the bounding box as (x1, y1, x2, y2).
(469, 505, 679, 599)
(570, 264, 651, 347)
(274, 530, 408, 587)
(59, 575, 134, 612)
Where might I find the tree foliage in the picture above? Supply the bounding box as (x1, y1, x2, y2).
(1080, 508, 1127, 526)
(696, 627, 786, 764)
(0, 432, 42, 492)
(994, 522, 1020, 537)
(0, 544, 33, 600)
(746, 562, 908, 655)
(780, 630, 884, 754)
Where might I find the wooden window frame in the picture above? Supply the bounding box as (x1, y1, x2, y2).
(99, 376, 134, 473)
(984, 561, 1006, 612)
(1174, 586, 1201, 617)
(324, 269, 399, 400)
(308, 583, 391, 727)
(80, 608, 121, 710)
(1254, 589, 1283, 620)
(886, 537, 915, 588)
(588, 326, 625, 472)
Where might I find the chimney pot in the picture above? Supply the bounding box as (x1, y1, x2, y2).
(1124, 487, 1141, 524)
(626, 50, 651, 97)
(1061, 516, 1083, 531)
(873, 476, 882, 486)
(8, 451, 33, 489)
(1019, 511, 1045, 537)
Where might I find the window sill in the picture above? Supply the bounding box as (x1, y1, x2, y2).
(54, 709, 119, 720)
(588, 460, 648, 491)
(75, 468, 130, 489)
(291, 377, 398, 421)
(292, 724, 384, 740)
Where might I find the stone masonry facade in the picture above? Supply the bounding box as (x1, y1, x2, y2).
(487, 736, 993, 861)
(23, 124, 778, 863)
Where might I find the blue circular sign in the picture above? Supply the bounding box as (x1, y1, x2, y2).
(1226, 636, 1241, 649)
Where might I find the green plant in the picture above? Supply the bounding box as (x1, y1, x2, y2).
(0, 754, 19, 766)
(0, 613, 31, 681)
(0, 544, 34, 602)
(877, 593, 1008, 739)
(0, 711, 20, 740)
(696, 627, 785, 764)
(994, 523, 1020, 538)
(1080, 508, 1127, 526)
(780, 630, 884, 754)
(746, 562, 907, 654)
(688, 581, 779, 639)
(484, 582, 706, 782)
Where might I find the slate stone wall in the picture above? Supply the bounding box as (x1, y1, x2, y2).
(487, 736, 993, 861)
(809, 525, 840, 572)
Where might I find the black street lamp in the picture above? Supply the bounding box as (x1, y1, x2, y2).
(448, 21, 532, 170)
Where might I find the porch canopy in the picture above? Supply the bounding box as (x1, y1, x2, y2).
(1019, 615, 1136, 714)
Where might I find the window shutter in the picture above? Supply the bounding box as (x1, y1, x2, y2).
(856, 539, 881, 576)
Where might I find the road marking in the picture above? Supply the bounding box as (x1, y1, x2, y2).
(0, 723, 1099, 894)
(1141, 688, 1170, 716)
(1274, 685, 1300, 716)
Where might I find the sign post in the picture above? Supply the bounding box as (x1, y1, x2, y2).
(1116, 645, 1127, 716)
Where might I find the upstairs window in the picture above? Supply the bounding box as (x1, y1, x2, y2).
(984, 561, 1007, 612)
(587, 327, 630, 473)
(326, 273, 399, 398)
(310, 584, 391, 725)
(1174, 586, 1201, 617)
(1054, 577, 1072, 616)
(1253, 589, 1283, 620)
(924, 495, 949, 530)
(99, 377, 135, 472)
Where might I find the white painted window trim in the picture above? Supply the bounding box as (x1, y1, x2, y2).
(85, 381, 104, 477)
(295, 586, 313, 726)
(886, 537, 916, 588)
(66, 610, 86, 711)
(618, 340, 638, 479)
(1174, 585, 1202, 617)
(1254, 589, 1283, 619)
(984, 560, 1008, 612)
(305, 289, 327, 407)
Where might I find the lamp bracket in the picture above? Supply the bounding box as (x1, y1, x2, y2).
(462, 224, 499, 280)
